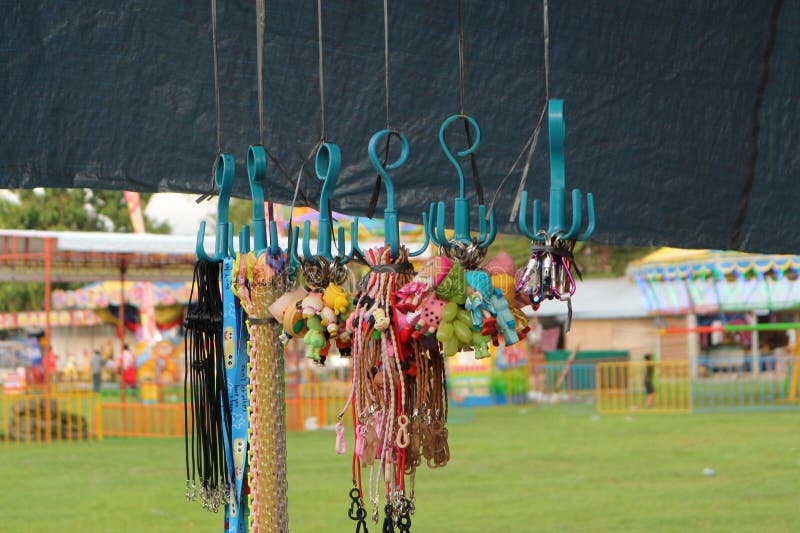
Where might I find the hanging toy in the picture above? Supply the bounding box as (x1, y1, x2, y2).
(517, 100, 595, 331)
(419, 112, 527, 354)
(301, 292, 325, 319)
(485, 252, 530, 340)
(281, 142, 357, 367)
(324, 282, 350, 315)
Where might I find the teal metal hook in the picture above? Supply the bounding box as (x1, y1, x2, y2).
(332, 219, 365, 264)
(431, 115, 496, 249)
(367, 129, 430, 258)
(196, 153, 236, 261)
(518, 100, 596, 241)
(239, 225, 250, 254)
(288, 224, 301, 272)
(246, 145, 281, 257)
(297, 142, 357, 263)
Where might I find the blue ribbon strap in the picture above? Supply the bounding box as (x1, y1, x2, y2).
(222, 257, 250, 532)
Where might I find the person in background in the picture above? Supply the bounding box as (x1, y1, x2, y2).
(90, 349, 104, 393)
(120, 343, 138, 389)
(643, 353, 656, 408)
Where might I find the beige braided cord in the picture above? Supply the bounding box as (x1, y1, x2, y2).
(234, 253, 289, 533)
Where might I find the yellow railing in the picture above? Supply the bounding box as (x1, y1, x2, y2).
(596, 360, 692, 414)
(286, 379, 351, 431)
(1, 391, 101, 445)
(99, 402, 186, 438)
(0, 378, 355, 441)
(789, 357, 800, 403)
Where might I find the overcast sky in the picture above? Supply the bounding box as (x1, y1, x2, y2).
(145, 193, 217, 235)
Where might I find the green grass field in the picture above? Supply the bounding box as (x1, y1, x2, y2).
(2, 405, 799, 532)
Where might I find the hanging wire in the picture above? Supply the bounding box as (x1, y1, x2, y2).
(287, 0, 331, 223)
(453, 0, 484, 204)
(212, 0, 222, 155)
(289, 140, 323, 226)
(256, 0, 266, 145)
(457, 0, 466, 115)
(365, 0, 397, 218)
(255, 0, 312, 208)
(317, 0, 327, 141)
(198, 0, 313, 208)
(288, 0, 327, 222)
(485, 0, 550, 222)
(196, 0, 223, 203)
(254, 0, 282, 224)
(383, 0, 391, 129)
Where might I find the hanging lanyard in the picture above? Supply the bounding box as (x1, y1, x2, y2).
(222, 256, 250, 533)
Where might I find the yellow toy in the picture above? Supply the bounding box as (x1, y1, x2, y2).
(323, 282, 350, 315)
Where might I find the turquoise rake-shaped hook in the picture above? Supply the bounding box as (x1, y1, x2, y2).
(239, 145, 281, 257)
(290, 142, 357, 265)
(367, 129, 430, 259)
(289, 216, 360, 269)
(519, 100, 596, 242)
(430, 115, 496, 249)
(196, 153, 236, 261)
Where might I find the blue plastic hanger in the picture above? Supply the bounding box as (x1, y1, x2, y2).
(301, 142, 339, 261)
(196, 153, 236, 261)
(367, 129, 430, 259)
(429, 115, 496, 250)
(246, 145, 281, 257)
(289, 142, 358, 266)
(519, 100, 596, 241)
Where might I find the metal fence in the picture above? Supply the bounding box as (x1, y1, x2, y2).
(596, 356, 800, 414)
(692, 355, 799, 411)
(596, 360, 692, 414)
(528, 363, 597, 404)
(99, 402, 186, 438)
(6, 357, 794, 442)
(286, 378, 351, 431)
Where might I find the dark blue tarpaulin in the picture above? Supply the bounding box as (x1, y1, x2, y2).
(1, 1, 797, 252)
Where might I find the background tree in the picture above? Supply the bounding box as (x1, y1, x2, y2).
(0, 189, 171, 312)
(0, 189, 170, 233)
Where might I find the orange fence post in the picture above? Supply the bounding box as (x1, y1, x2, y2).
(95, 400, 103, 440)
(68, 392, 73, 441)
(297, 393, 304, 432)
(3, 396, 8, 446)
(45, 393, 52, 444)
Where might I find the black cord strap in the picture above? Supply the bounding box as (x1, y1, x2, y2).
(184, 259, 231, 512)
